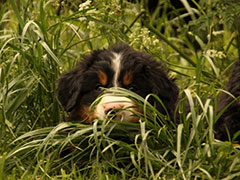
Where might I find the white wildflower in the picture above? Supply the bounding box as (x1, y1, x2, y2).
(216, 51, 226, 59)
(87, 21, 96, 29)
(206, 49, 226, 59)
(78, 0, 98, 22)
(153, 39, 160, 46)
(206, 49, 217, 57)
(79, 0, 92, 11)
(79, 17, 87, 21)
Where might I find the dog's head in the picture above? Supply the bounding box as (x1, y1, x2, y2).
(58, 44, 179, 122)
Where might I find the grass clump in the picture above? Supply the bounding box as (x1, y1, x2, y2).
(1, 0, 240, 179)
(4, 88, 240, 179)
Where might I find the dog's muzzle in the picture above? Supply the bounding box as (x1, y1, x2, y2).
(94, 94, 139, 122)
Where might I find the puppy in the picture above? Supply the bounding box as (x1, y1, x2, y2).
(58, 44, 240, 141)
(58, 44, 178, 123)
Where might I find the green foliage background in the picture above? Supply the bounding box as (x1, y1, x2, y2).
(0, 0, 240, 179)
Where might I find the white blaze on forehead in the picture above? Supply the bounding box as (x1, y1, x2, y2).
(111, 52, 122, 87)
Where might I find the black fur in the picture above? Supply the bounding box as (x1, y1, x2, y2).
(214, 59, 240, 141)
(58, 44, 240, 142)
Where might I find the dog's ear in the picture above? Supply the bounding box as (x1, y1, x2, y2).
(57, 49, 104, 112)
(146, 62, 179, 116)
(57, 67, 83, 112)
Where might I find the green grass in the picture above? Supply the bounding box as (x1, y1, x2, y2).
(1, 0, 240, 179)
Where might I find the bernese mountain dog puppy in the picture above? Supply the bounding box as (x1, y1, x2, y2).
(58, 44, 179, 123)
(58, 44, 240, 141)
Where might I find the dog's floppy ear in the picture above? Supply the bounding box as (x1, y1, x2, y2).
(147, 61, 179, 116)
(57, 67, 84, 112)
(57, 49, 104, 112)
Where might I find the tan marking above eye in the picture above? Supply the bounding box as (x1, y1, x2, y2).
(123, 71, 133, 86)
(98, 70, 108, 86)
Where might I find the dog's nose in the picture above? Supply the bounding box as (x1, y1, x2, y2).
(95, 95, 137, 122)
(104, 103, 124, 115)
